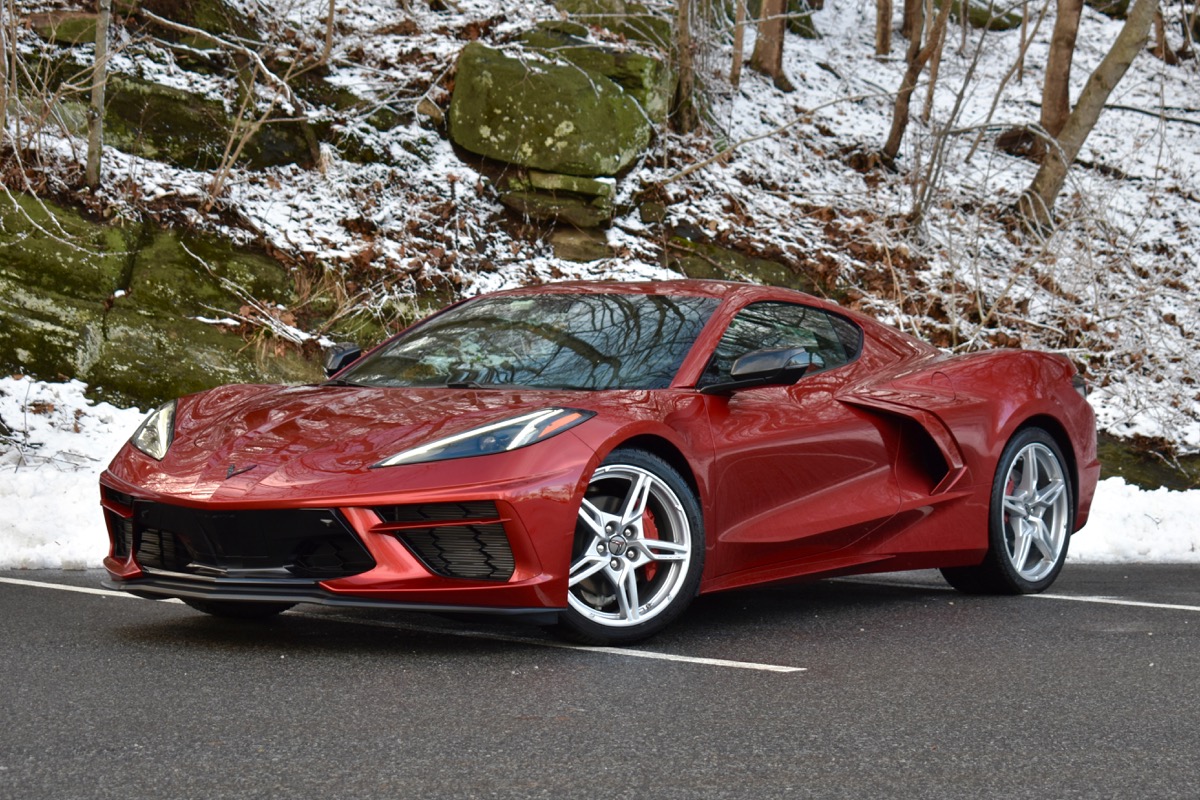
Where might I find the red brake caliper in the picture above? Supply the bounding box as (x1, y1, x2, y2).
(642, 507, 659, 581)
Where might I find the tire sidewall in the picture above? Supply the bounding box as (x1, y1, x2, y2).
(558, 447, 705, 645)
(989, 427, 1074, 593)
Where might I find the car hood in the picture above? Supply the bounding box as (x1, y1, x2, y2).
(112, 383, 599, 502)
(176, 383, 589, 469)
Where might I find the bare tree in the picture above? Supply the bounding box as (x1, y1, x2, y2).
(750, 0, 793, 90)
(321, 0, 335, 65)
(1018, 0, 1158, 229)
(731, 0, 747, 86)
(882, 0, 953, 164)
(675, 0, 700, 131)
(876, 0, 893, 56)
(86, 0, 112, 188)
(1040, 0, 1082, 146)
(901, 0, 922, 38)
(0, 1, 8, 139)
(1151, 7, 1178, 63)
(921, 5, 950, 123)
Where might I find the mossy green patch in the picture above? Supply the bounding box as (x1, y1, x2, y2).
(668, 236, 818, 294)
(449, 42, 651, 177)
(0, 193, 318, 407)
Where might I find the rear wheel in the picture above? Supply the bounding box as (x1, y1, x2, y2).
(182, 598, 295, 619)
(556, 449, 704, 645)
(941, 427, 1073, 594)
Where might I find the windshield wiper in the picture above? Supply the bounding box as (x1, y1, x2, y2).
(325, 378, 366, 387)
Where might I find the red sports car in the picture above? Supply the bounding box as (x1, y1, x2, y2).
(100, 280, 1099, 644)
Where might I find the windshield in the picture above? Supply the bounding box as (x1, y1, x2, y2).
(339, 292, 720, 390)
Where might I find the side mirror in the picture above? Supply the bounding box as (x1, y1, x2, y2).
(323, 342, 363, 378)
(701, 347, 821, 395)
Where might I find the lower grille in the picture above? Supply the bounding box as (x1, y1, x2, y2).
(394, 524, 515, 581)
(132, 502, 375, 579)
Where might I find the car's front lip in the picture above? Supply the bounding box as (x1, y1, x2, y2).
(99, 430, 600, 612)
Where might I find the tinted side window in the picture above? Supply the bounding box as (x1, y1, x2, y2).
(699, 302, 860, 387)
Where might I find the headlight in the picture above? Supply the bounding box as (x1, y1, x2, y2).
(375, 408, 594, 467)
(130, 400, 177, 460)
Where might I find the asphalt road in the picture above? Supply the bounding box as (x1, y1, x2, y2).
(2, 565, 1198, 799)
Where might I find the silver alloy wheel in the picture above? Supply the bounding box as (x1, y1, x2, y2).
(1000, 441, 1070, 583)
(568, 464, 693, 628)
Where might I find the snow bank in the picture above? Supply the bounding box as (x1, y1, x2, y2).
(1, 377, 1197, 569)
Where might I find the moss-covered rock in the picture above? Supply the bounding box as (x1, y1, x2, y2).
(668, 236, 818, 294)
(519, 24, 675, 124)
(0, 194, 319, 407)
(449, 42, 652, 177)
(499, 190, 613, 227)
(937, 0, 1024, 29)
(116, 0, 260, 45)
(550, 228, 610, 262)
(100, 74, 315, 170)
(29, 11, 98, 45)
(550, 0, 673, 48)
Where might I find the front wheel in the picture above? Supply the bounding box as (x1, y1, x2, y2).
(555, 449, 704, 645)
(941, 427, 1074, 594)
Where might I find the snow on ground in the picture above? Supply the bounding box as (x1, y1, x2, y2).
(0, 376, 1196, 569)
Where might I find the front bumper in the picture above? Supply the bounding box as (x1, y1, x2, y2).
(100, 443, 595, 614)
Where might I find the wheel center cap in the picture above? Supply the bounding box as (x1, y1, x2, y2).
(607, 535, 628, 556)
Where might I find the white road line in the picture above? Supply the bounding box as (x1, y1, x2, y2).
(1031, 593, 1200, 613)
(296, 611, 806, 673)
(840, 577, 1200, 613)
(0, 576, 804, 673)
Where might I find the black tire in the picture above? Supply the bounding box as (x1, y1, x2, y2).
(941, 427, 1074, 595)
(554, 448, 704, 645)
(182, 598, 296, 619)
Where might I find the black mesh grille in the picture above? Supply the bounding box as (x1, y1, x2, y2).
(131, 502, 375, 579)
(375, 501, 499, 524)
(108, 512, 134, 558)
(394, 524, 515, 581)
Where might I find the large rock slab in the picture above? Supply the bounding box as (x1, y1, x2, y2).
(519, 23, 674, 124)
(449, 42, 652, 177)
(0, 195, 317, 407)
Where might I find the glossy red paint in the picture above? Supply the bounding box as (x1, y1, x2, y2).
(100, 280, 1100, 637)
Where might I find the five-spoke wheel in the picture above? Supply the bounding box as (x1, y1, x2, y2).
(942, 427, 1074, 594)
(557, 449, 704, 644)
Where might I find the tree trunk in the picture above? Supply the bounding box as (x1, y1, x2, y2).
(1151, 9, 1178, 63)
(1, 3, 8, 140)
(86, 0, 111, 189)
(750, 0, 792, 90)
(1040, 0, 1083, 141)
(921, 10, 948, 123)
(1019, 0, 1157, 229)
(876, 0, 892, 56)
(901, 0, 922, 38)
(321, 0, 335, 64)
(731, 0, 747, 87)
(882, 0, 952, 163)
(1017, 0, 1029, 82)
(675, 0, 699, 131)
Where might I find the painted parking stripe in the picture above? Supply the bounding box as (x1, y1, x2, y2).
(839, 577, 1200, 613)
(295, 611, 806, 673)
(0, 576, 803, 674)
(1031, 593, 1200, 613)
(0, 575, 182, 601)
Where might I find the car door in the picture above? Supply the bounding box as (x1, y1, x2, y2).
(701, 301, 902, 582)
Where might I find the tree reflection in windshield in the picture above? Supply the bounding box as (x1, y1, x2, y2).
(341, 293, 720, 390)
